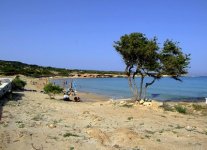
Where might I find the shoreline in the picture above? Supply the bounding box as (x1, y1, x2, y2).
(49, 76, 207, 103)
(1, 75, 206, 103)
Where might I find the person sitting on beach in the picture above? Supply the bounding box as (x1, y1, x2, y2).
(63, 93, 70, 101)
(69, 87, 76, 96)
(74, 96, 81, 102)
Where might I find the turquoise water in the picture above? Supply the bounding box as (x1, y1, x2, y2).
(50, 77, 207, 101)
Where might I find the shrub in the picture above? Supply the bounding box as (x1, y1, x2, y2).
(160, 102, 174, 112)
(157, 139, 161, 142)
(57, 69, 69, 76)
(43, 83, 63, 99)
(127, 117, 133, 120)
(192, 104, 203, 111)
(175, 105, 186, 114)
(12, 76, 27, 90)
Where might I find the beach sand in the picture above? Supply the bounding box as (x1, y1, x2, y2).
(0, 76, 207, 150)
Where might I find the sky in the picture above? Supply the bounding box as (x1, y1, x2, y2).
(0, 0, 207, 75)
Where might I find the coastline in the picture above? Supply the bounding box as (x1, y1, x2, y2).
(1, 75, 206, 102)
(50, 76, 207, 102)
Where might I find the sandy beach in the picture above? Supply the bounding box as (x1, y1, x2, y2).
(0, 76, 207, 150)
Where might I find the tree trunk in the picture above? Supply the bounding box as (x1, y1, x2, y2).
(128, 76, 134, 97)
(143, 85, 147, 100)
(144, 78, 156, 100)
(139, 75, 144, 100)
(128, 76, 139, 101)
(132, 78, 139, 100)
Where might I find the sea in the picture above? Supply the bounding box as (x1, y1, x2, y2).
(50, 76, 207, 102)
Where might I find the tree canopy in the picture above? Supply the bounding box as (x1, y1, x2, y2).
(114, 32, 190, 100)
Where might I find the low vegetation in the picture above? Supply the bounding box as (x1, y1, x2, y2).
(127, 116, 133, 120)
(11, 76, 27, 90)
(191, 104, 207, 115)
(32, 114, 44, 121)
(15, 121, 25, 128)
(174, 105, 187, 114)
(156, 139, 161, 142)
(160, 102, 187, 114)
(160, 102, 207, 116)
(63, 132, 79, 138)
(160, 102, 174, 112)
(43, 83, 63, 99)
(0, 60, 124, 77)
(192, 104, 204, 111)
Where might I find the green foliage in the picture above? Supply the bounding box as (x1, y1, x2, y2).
(175, 105, 187, 114)
(0, 60, 55, 77)
(43, 83, 63, 98)
(70, 147, 75, 150)
(120, 103, 133, 108)
(175, 124, 185, 129)
(12, 76, 27, 90)
(114, 33, 159, 72)
(114, 32, 190, 100)
(160, 40, 190, 80)
(32, 114, 44, 121)
(57, 69, 69, 76)
(0, 60, 124, 77)
(16, 121, 25, 128)
(127, 116, 133, 120)
(156, 139, 161, 142)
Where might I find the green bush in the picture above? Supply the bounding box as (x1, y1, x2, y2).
(175, 105, 186, 114)
(12, 76, 27, 90)
(43, 83, 63, 99)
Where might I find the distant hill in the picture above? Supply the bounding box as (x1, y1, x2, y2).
(0, 60, 124, 77)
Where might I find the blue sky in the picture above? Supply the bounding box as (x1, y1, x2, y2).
(0, 0, 207, 75)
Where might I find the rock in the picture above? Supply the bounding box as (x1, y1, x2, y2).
(48, 124, 56, 128)
(145, 99, 152, 102)
(83, 111, 90, 114)
(204, 129, 207, 134)
(139, 99, 145, 104)
(133, 101, 139, 106)
(118, 101, 127, 106)
(143, 102, 152, 106)
(107, 99, 115, 104)
(185, 126, 195, 131)
(119, 101, 126, 105)
(134, 101, 139, 104)
(128, 103, 134, 106)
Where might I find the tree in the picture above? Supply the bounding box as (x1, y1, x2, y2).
(43, 83, 63, 99)
(114, 32, 190, 101)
